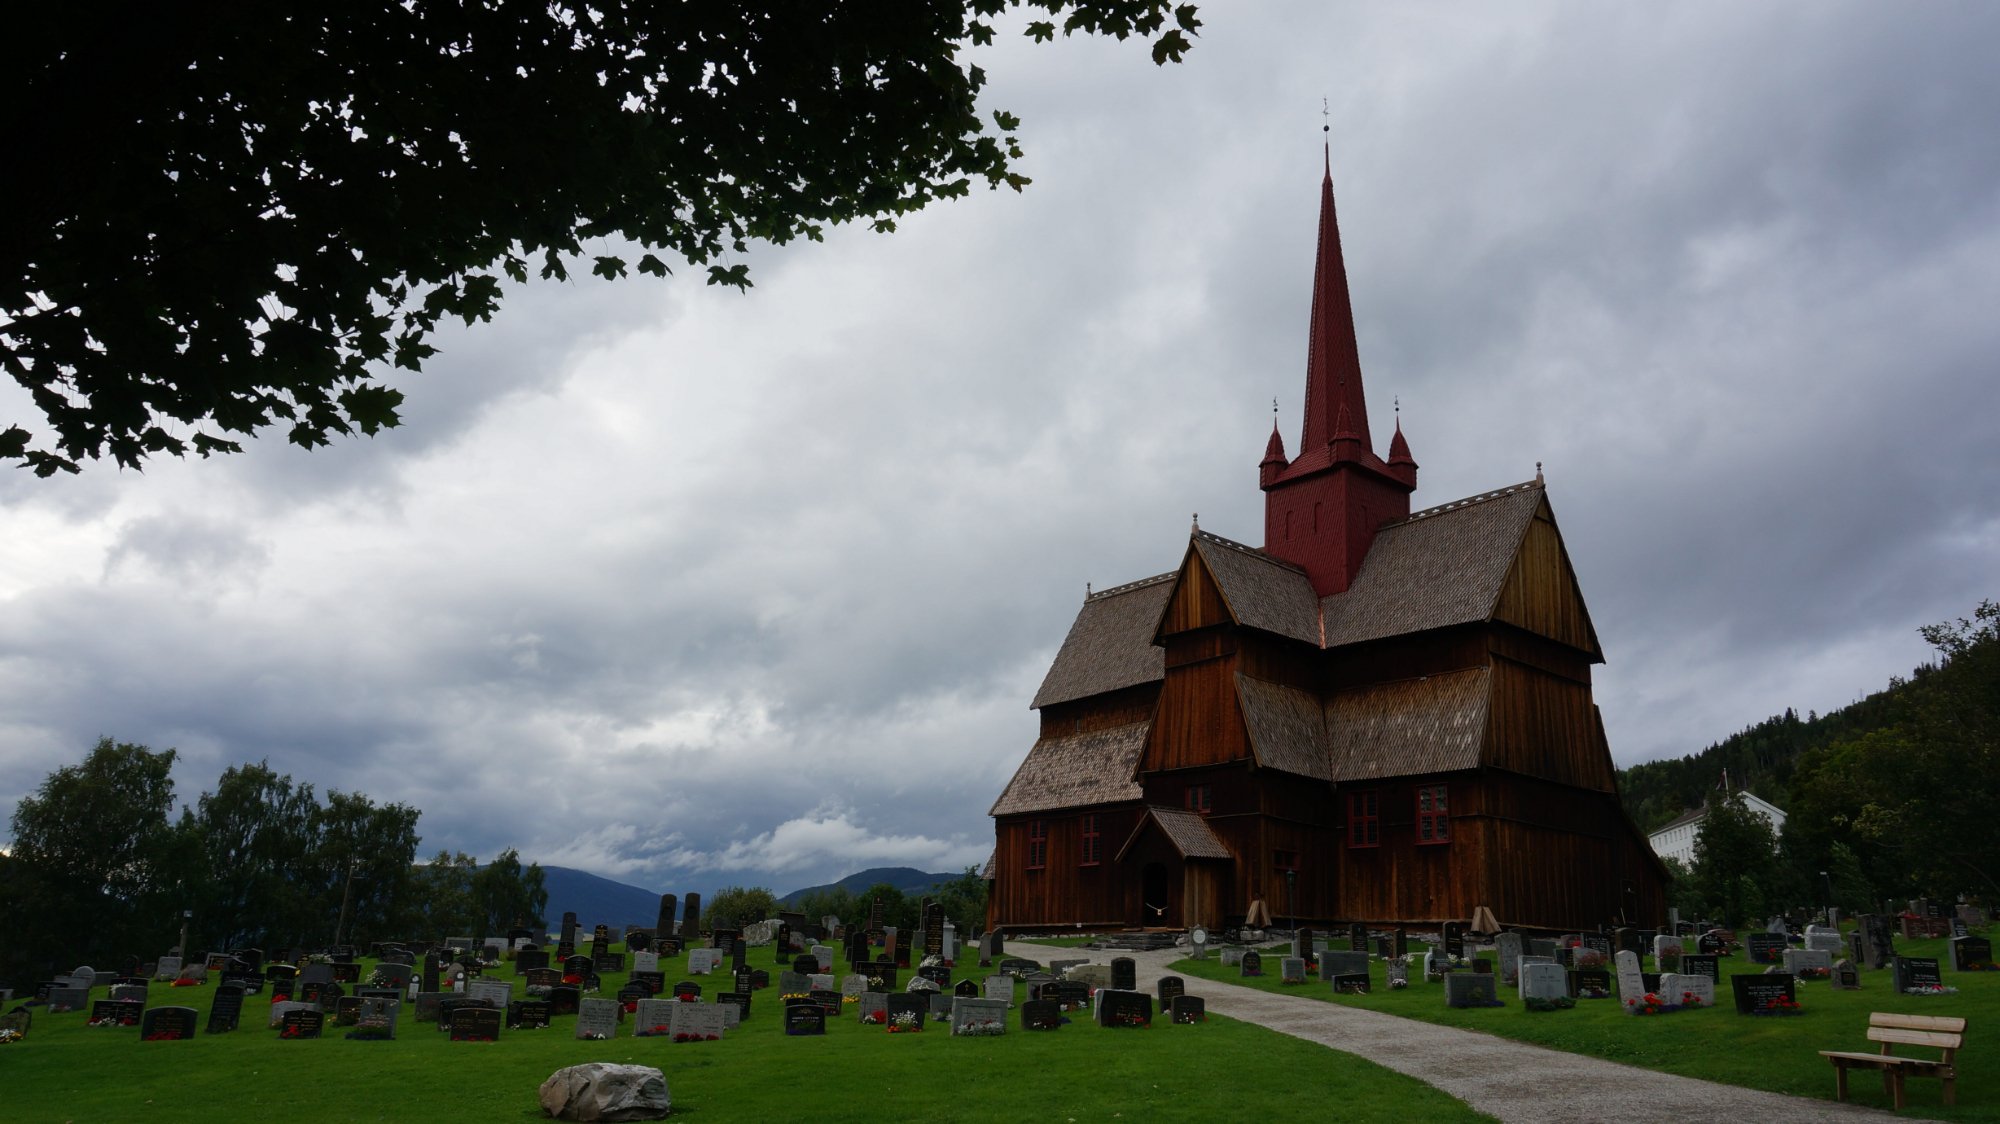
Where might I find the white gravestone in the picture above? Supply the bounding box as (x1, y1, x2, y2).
(1519, 962, 1568, 1002)
(1614, 950, 1646, 1013)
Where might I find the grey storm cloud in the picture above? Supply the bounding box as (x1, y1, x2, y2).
(3, 1, 1996, 896)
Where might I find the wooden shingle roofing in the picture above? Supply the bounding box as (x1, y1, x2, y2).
(1326, 666, 1491, 781)
(1030, 574, 1175, 710)
(1114, 806, 1234, 862)
(1191, 532, 1321, 644)
(1236, 673, 1333, 781)
(1322, 481, 1543, 646)
(988, 720, 1150, 817)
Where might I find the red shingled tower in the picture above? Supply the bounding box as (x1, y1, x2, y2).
(1260, 152, 1417, 596)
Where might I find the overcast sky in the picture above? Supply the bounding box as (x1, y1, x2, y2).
(3, 2, 1995, 899)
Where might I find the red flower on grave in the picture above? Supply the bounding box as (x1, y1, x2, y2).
(562, 975, 582, 986)
(652, 1025, 669, 1035)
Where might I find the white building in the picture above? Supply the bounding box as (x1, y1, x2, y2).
(1647, 791, 1787, 865)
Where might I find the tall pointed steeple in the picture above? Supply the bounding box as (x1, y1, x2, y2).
(1298, 148, 1371, 454)
(1259, 148, 1416, 598)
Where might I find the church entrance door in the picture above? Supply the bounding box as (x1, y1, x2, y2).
(1141, 862, 1173, 928)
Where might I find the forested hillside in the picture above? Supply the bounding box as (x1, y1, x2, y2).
(1618, 600, 2000, 911)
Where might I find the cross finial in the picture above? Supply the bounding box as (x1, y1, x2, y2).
(1535, 461, 1544, 484)
(1086, 581, 1092, 598)
(1394, 395, 1400, 416)
(1322, 98, 1330, 134)
(1272, 396, 1279, 419)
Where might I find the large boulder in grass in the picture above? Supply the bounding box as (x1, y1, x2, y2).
(539, 1064, 671, 1122)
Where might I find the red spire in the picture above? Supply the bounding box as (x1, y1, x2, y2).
(1261, 419, 1288, 466)
(1298, 149, 1371, 454)
(1387, 416, 1414, 465)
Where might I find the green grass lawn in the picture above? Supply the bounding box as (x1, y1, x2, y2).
(1, 940, 1491, 1124)
(1175, 929, 1996, 1121)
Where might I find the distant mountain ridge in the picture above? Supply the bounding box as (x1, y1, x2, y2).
(533, 864, 970, 927)
(776, 866, 966, 906)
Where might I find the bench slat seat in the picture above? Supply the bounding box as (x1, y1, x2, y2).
(1820, 1012, 1964, 1110)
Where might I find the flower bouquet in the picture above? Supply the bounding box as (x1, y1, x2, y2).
(1750, 994, 1804, 1015)
(1904, 984, 1960, 996)
(887, 1010, 922, 1034)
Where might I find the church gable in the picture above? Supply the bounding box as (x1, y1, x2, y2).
(1189, 533, 1320, 644)
(1493, 495, 1603, 660)
(1157, 542, 1234, 637)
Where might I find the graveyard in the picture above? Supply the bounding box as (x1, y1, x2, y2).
(0, 920, 1486, 1124)
(1172, 918, 1997, 1118)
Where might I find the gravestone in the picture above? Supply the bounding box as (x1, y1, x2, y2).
(1952, 936, 1993, 972)
(785, 1002, 827, 1036)
(841, 974, 868, 999)
(856, 992, 888, 1024)
(1519, 962, 1567, 1002)
(1573, 968, 1612, 998)
(883, 993, 927, 1030)
(716, 992, 751, 1022)
(778, 971, 810, 994)
(1281, 958, 1307, 984)
(153, 956, 183, 982)
(451, 1007, 501, 1041)
(1681, 954, 1720, 983)
(634, 998, 677, 1036)
(915, 966, 948, 988)
(1293, 927, 1314, 960)
(1240, 951, 1263, 977)
(352, 996, 400, 1039)
(1442, 922, 1465, 959)
(1858, 914, 1896, 969)
(140, 1006, 199, 1041)
(688, 948, 723, 974)
(1329, 972, 1369, 994)
(633, 971, 665, 996)
(682, 893, 702, 942)
(1730, 973, 1797, 1014)
(672, 982, 701, 999)
(279, 1008, 324, 1039)
(1495, 932, 1522, 985)
(1022, 999, 1061, 1030)
(91, 999, 143, 1026)
(1614, 950, 1645, 1012)
(1804, 926, 1843, 955)
(1385, 959, 1409, 987)
(1653, 935, 1683, 972)
(1395, 927, 1409, 958)
(1893, 956, 1943, 993)
(1529, 938, 1558, 960)
(950, 996, 1007, 1036)
(923, 902, 946, 960)
(1171, 995, 1205, 1023)
(810, 988, 842, 1016)
(1350, 922, 1368, 952)
(1745, 933, 1786, 965)
(1094, 990, 1152, 1028)
(955, 979, 978, 998)
(1110, 957, 1136, 991)
(574, 998, 620, 1039)
(1320, 950, 1369, 979)
(205, 986, 246, 1034)
(656, 894, 678, 941)
(1445, 973, 1498, 1008)
(1661, 973, 1715, 1007)
(509, 999, 552, 1029)
(984, 975, 1013, 1004)
(1782, 948, 1832, 976)
(1832, 959, 1861, 990)
(547, 985, 581, 1017)
(1157, 976, 1185, 1008)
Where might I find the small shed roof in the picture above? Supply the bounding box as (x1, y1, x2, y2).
(1114, 806, 1234, 862)
(1031, 574, 1175, 709)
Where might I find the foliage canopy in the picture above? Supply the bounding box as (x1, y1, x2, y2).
(2, 1, 1198, 475)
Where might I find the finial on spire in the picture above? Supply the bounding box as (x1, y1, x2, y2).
(1192, 512, 1200, 531)
(1086, 581, 1092, 598)
(1535, 461, 1544, 484)
(1273, 396, 1279, 418)
(1394, 395, 1400, 416)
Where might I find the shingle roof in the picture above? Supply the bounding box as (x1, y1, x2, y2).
(1192, 533, 1321, 644)
(1236, 674, 1333, 781)
(1322, 482, 1543, 646)
(1115, 806, 1234, 861)
(1327, 667, 1491, 781)
(988, 721, 1150, 817)
(1030, 574, 1175, 710)
(980, 849, 997, 880)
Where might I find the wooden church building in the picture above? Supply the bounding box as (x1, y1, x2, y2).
(986, 158, 1669, 934)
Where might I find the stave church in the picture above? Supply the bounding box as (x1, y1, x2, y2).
(985, 155, 1669, 934)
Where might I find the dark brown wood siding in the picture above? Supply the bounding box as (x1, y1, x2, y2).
(1483, 655, 1616, 790)
(1159, 550, 1232, 636)
(1039, 682, 1160, 738)
(989, 806, 1140, 931)
(1494, 500, 1600, 659)
(1141, 649, 1250, 772)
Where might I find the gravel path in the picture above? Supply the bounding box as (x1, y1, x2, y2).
(1013, 941, 1892, 1124)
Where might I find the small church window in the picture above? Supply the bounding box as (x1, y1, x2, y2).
(1028, 820, 1048, 870)
(1347, 793, 1379, 847)
(1079, 814, 1101, 866)
(1185, 785, 1212, 815)
(1417, 785, 1450, 845)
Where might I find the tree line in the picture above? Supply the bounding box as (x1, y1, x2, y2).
(705, 870, 990, 938)
(1, 739, 545, 990)
(1629, 601, 1999, 925)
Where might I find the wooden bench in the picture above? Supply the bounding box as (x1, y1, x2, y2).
(1820, 1012, 1966, 1109)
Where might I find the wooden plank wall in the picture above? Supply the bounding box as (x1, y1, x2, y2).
(1484, 657, 1615, 790)
(1039, 682, 1160, 737)
(989, 807, 1141, 929)
(1494, 502, 1600, 659)
(1141, 655, 1250, 771)
(1159, 552, 1232, 635)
